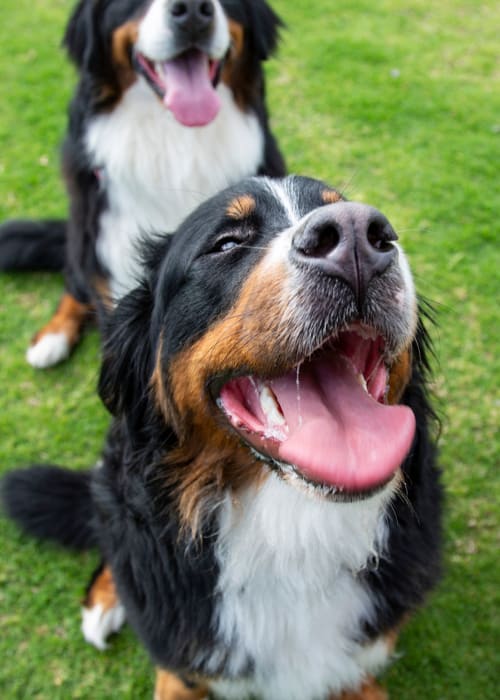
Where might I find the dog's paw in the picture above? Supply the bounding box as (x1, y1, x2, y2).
(81, 602, 126, 651)
(26, 332, 70, 368)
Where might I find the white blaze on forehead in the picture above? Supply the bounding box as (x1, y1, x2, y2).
(265, 177, 303, 226)
(257, 204, 318, 270)
(137, 0, 231, 61)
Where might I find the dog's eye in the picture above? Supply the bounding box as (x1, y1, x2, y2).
(207, 233, 248, 255)
(219, 238, 240, 252)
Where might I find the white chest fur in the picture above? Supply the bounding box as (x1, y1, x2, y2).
(85, 79, 264, 300)
(210, 475, 394, 700)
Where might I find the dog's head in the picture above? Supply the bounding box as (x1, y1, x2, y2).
(64, 0, 282, 125)
(100, 175, 421, 529)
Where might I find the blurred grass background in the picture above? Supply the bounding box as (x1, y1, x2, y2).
(0, 0, 498, 697)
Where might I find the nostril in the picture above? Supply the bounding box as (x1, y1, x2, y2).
(367, 221, 395, 252)
(199, 1, 214, 17)
(171, 1, 188, 18)
(299, 223, 340, 258)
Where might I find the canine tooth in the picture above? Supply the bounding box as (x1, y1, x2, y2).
(356, 373, 368, 393)
(259, 386, 286, 426)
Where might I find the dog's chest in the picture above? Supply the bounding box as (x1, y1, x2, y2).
(209, 476, 392, 700)
(85, 80, 264, 299)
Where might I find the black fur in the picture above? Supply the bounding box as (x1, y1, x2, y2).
(92, 428, 223, 671)
(362, 318, 443, 638)
(1, 465, 95, 550)
(3, 176, 442, 692)
(0, 220, 66, 271)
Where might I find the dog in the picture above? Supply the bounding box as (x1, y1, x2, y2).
(2, 175, 442, 699)
(0, 0, 285, 368)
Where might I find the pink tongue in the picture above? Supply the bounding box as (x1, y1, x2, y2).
(162, 50, 220, 127)
(270, 356, 416, 492)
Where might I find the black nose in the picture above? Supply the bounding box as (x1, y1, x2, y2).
(291, 202, 398, 305)
(169, 0, 215, 38)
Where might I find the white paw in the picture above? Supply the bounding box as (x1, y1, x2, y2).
(26, 332, 70, 368)
(81, 602, 126, 651)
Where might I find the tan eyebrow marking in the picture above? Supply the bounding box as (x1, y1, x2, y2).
(226, 194, 256, 220)
(321, 189, 343, 204)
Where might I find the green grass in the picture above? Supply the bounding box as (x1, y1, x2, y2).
(0, 0, 498, 698)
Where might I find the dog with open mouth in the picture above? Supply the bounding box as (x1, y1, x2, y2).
(3, 175, 442, 700)
(0, 0, 284, 368)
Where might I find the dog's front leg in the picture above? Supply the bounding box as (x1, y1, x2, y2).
(27, 292, 92, 368)
(81, 563, 126, 650)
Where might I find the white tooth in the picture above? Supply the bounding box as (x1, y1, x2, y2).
(260, 386, 286, 426)
(356, 373, 368, 393)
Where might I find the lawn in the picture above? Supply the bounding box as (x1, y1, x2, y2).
(0, 0, 498, 698)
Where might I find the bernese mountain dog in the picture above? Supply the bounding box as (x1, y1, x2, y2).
(0, 0, 284, 368)
(3, 175, 442, 700)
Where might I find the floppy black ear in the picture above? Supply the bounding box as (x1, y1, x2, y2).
(243, 0, 284, 60)
(98, 235, 175, 418)
(63, 0, 103, 72)
(98, 283, 155, 417)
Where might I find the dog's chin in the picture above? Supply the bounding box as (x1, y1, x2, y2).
(215, 325, 416, 500)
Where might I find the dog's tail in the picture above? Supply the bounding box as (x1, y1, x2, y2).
(1, 465, 96, 550)
(0, 219, 66, 271)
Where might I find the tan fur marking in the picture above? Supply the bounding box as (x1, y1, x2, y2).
(321, 189, 342, 204)
(165, 260, 289, 531)
(222, 20, 251, 110)
(169, 261, 288, 426)
(331, 677, 388, 700)
(169, 436, 264, 537)
(387, 347, 412, 404)
(111, 21, 140, 91)
(154, 669, 208, 700)
(83, 566, 119, 612)
(92, 274, 113, 310)
(151, 334, 174, 424)
(152, 315, 266, 534)
(32, 292, 92, 349)
(384, 626, 400, 654)
(226, 194, 256, 220)
(228, 19, 245, 57)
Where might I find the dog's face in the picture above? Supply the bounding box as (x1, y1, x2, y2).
(64, 0, 281, 124)
(101, 176, 419, 525)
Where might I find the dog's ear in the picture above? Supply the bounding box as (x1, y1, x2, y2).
(98, 235, 175, 418)
(98, 283, 155, 417)
(243, 0, 284, 60)
(63, 0, 103, 72)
